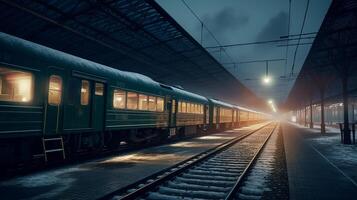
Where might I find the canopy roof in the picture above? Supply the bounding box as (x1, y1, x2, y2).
(285, 0, 357, 109)
(0, 0, 265, 108)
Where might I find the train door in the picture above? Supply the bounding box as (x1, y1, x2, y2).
(44, 68, 64, 136)
(78, 79, 91, 128)
(92, 82, 106, 131)
(170, 99, 177, 127)
(205, 104, 209, 124)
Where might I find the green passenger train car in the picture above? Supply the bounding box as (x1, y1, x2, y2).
(0, 32, 267, 166)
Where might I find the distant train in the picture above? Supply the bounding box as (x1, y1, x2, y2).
(0, 32, 267, 166)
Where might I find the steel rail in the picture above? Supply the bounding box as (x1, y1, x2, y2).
(225, 123, 278, 200)
(101, 122, 274, 200)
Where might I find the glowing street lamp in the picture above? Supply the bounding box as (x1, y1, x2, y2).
(267, 99, 277, 113)
(262, 76, 271, 85)
(262, 61, 272, 85)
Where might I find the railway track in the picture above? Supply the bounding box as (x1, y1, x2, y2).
(102, 122, 277, 200)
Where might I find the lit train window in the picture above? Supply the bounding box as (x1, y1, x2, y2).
(127, 92, 138, 110)
(81, 80, 90, 105)
(139, 94, 148, 110)
(48, 75, 62, 105)
(95, 83, 104, 96)
(178, 101, 182, 113)
(0, 66, 33, 103)
(187, 103, 191, 113)
(182, 102, 187, 113)
(213, 107, 217, 123)
(113, 89, 126, 109)
(148, 96, 156, 111)
(157, 97, 164, 112)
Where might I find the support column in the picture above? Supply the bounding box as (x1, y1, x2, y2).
(304, 106, 307, 127)
(320, 89, 326, 134)
(342, 76, 351, 144)
(352, 104, 355, 123)
(310, 102, 314, 129)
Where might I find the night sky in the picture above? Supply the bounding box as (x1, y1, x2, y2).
(156, 0, 332, 104)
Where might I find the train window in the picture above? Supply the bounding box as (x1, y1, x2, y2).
(195, 104, 198, 114)
(139, 94, 148, 110)
(80, 80, 90, 105)
(48, 75, 62, 105)
(178, 101, 182, 113)
(186, 103, 190, 113)
(157, 97, 164, 112)
(127, 92, 138, 110)
(0, 66, 33, 103)
(113, 89, 126, 109)
(148, 96, 156, 111)
(213, 107, 217, 123)
(182, 102, 187, 113)
(171, 99, 175, 113)
(95, 83, 104, 96)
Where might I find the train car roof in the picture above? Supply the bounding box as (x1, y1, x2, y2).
(171, 86, 208, 103)
(0, 32, 207, 101)
(0, 32, 163, 90)
(235, 105, 266, 115)
(209, 99, 234, 108)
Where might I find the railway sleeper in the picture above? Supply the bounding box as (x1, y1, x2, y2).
(192, 166, 242, 174)
(145, 192, 205, 200)
(165, 181, 231, 193)
(188, 168, 239, 176)
(155, 186, 226, 199)
(173, 176, 235, 187)
(180, 173, 238, 181)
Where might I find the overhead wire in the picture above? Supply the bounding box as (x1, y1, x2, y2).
(284, 0, 292, 76)
(180, 0, 236, 67)
(290, 0, 310, 76)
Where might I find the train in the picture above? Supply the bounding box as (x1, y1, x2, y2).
(0, 32, 267, 166)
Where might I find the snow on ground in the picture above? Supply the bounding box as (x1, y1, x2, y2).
(290, 122, 357, 183)
(0, 166, 89, 200)
(307, 132, 357, 168)
(291, 122, 357, 165)
(236, 128, 278, 199)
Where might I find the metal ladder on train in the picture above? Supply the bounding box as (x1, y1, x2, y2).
(42, 136, 66, 162)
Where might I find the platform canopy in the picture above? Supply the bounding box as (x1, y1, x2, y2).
(285, 0, 357, 109)
(0, 0, 265, 108)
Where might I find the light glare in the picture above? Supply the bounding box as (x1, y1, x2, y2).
(262, 76, 271, 85)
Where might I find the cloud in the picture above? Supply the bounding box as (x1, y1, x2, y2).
(255, 11, 288, 41)
(197, 7, 249, 44)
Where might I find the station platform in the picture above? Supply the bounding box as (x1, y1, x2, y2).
(282, 123, 357, 200)
(0, 123, 266, 200)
